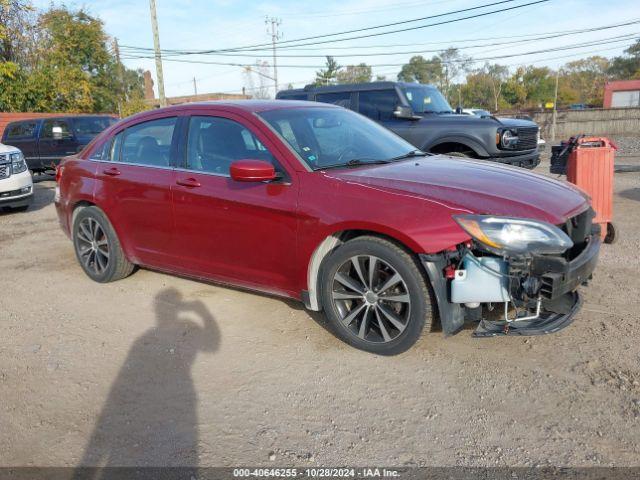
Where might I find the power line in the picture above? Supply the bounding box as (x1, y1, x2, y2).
(120, 33, 638, 69)
(129, 23, 640, 59)
(121, 0, 543, 55)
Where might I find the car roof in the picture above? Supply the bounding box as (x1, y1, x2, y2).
(278, 81, 437, 96)
(6, 115, 116, 125)
(124, 100, 341, 123)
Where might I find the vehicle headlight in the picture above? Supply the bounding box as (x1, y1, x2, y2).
(454, 215, 573, 255)
(499, 129, 519, 149)
(10, 151, 28, 174)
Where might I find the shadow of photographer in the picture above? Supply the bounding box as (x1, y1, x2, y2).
(73, 287, 220, 478)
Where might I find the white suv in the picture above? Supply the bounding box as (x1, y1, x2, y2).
(0, 143, 33, 211)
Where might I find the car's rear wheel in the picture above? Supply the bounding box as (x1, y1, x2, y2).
(72, 206, 134, 283)
(320, 236, 433, 355)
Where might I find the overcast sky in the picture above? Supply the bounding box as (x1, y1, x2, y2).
(32, 0, 640, 99)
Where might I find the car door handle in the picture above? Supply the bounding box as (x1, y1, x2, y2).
(102, 167, 121, 176)
(176, 178, 201, 188)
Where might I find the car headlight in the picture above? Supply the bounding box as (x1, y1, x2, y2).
(499, 129, 519, 149)
(454, 215, 573, 255)
(10, 151, 28, 174)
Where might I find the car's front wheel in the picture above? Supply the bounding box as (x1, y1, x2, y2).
(320, 236, 434, 355)
(72, 206, 135, 283)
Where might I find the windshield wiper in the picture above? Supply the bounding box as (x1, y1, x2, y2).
(315, 158, 392, 171)
(388, 150, 429, 161)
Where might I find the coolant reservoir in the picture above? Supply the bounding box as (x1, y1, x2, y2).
(450, 255, 510, 304)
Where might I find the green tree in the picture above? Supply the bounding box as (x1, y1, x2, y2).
(336, 63, 372, 84)
(560, 56, 609, 106)
(397, 55, 442, 84)
(314, 56, 341, 86)
(608, 39, 640, 80)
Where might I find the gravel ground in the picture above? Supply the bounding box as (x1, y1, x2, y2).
(0, 156, 639, 469)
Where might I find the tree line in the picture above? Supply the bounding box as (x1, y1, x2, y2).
(313, 40, 640, 111)
(0, 0, 146, 115)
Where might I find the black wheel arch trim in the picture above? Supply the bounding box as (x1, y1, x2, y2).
(419, 253, 465, 335)
(425, 135, 490, 158)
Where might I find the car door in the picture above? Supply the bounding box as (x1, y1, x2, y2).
(171, 112, 299, 296)
(93, 115, 178, 268)
(356, 89, 415, 142)
(39, 118, 81, 168)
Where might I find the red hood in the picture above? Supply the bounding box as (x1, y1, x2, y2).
(328, 156, 589, 225)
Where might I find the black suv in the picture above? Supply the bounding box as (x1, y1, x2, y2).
(276, 82, 540, 169)
(1, 115, 117, 172)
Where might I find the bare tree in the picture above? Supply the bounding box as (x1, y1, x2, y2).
(243, 60, 272, 99)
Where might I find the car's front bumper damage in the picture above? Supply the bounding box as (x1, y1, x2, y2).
(420, 210, 601, 337)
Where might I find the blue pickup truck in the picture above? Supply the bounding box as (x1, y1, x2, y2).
(1, 115, 117, 172)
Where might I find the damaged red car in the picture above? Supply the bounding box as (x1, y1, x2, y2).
(55, 101, 600, 355)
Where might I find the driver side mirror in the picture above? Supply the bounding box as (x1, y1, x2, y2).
(455, 106, 463, 114)
(230, 159, 277, 183)
(393, 105, 419, 120)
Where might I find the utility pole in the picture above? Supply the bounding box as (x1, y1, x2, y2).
(112, 38, 127, 116)
(193, 77, 198, 96)
(149, 0, 167, 107)
(265, 17, 282, 96)
(551, 69, 560, 143)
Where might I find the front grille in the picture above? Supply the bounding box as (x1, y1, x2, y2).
(516, 126, 538, 150)
(0, 159, 10, 179)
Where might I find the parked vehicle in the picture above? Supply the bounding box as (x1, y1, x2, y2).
(0, 143, 33, 211)
(1, 115, 117, 173)
(277, 82, 541, 169)
(55, 101, 600, 355)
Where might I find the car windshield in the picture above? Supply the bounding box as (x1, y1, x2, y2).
(258, 107, 420, 170)
(73, 117, 117, 136)
(401, 85, 453, 114)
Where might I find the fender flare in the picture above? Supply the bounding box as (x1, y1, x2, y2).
(425, 135, 490, 158)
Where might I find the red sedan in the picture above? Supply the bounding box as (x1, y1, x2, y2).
(55, 101, 600, 355)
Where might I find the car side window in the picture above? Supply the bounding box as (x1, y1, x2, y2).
(358, 90, 399, 121)
(89, 138, 114, 161)
(42, 119, 72, 139)
(316, 92, 351, 109)
(121, 117, 177, 167)
(6, 121, 37, 140)
(186, 116, 277, 176)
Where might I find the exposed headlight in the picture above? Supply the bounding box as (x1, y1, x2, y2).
(500, 129, 519, 149)
(10, 151, 28, 174)
(454, 215, 573, 255)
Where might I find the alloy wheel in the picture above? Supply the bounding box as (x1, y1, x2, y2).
(331, 255, 411, 343)
(76, 217, 110, 276)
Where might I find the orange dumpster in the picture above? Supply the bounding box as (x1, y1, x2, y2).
(567, 137, 616, 243)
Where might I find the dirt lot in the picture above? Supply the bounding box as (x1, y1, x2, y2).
(1, 155, 639, 469)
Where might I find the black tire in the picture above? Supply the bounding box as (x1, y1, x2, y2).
(12, 205, 29, 212)
(319, 236, 434, 355)
(72, 206, 135, 283)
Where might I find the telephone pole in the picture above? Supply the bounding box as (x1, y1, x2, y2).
(193, 77, 198, 96)
(149, 0, 167, 107)
(551, 69, 560, 143)
(112, 38, 127, 116)
(265, 17, 282, 95)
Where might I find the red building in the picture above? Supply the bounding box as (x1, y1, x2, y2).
(603, 80, 640, 108)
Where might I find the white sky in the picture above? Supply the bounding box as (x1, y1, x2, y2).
(32, 0, 640, 98)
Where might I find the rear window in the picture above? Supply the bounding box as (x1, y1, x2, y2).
(5, 121, 37, 140)
(315, 92, 351, 109)
(73, 117, 117, 136)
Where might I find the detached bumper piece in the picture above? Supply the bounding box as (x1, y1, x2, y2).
(473, 291, 582, 337)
